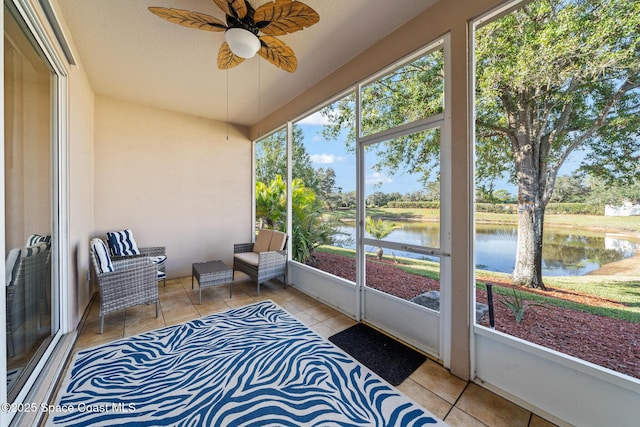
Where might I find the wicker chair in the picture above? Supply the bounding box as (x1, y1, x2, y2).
(106, 230, 167, 286)
(6, 243, 50, 357)
(233, 229, 288, 295)
(90, 239, 158, 333)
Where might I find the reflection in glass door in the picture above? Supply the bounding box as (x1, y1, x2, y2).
(4, 4, 58, 402)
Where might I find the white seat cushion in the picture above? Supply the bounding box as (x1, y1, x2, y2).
(234, 252, 260, 266)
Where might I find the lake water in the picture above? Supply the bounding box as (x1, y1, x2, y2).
(332, 221, 639, 276)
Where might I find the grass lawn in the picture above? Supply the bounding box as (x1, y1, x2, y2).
(314, 245, 640, 323)
(329, 207, 640, 233)
(319, 208, 639, 322)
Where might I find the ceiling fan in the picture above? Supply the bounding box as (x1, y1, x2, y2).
(149, 0, 319, 72)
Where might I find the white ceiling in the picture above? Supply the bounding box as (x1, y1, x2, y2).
(55, 0, 436, 127)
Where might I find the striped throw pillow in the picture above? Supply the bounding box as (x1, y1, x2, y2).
(106, 230, 140, 256)
(91, 238, 114, 273)
(24, 242, 49, 257)
(149, 255, 167, 266)
(26, 234, 51, 247)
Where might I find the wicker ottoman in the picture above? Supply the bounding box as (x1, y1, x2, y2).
(192, 260, 233, 304)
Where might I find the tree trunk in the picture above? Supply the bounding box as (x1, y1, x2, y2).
(376, 246, 383, 260)
(513, 195, 546, 290)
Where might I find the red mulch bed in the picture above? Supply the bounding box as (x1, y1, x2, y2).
(307, 251, 640, 379)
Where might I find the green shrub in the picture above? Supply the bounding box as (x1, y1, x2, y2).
(498, 286, 546, 324)
(475, 203, 517, 213)
(474, 202, 604, 215)
(386, 201, 440, 209)
(545, 203, 604, 215)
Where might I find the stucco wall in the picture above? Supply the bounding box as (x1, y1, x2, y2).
(93, 96, 252, 279)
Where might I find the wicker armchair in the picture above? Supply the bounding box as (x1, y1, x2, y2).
(106, 230, 167, 286)
(6, 243, 50, 357)
(233, 229, 288, 295)
(90, 239, 158, 333)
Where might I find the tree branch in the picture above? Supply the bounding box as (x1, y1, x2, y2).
(544, 78, 640, 203)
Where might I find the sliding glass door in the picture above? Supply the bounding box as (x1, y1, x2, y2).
(4, 1, 64, 407)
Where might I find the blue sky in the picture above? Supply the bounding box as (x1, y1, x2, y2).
(296, 111, 584, 197)
(296, 112, 426, 195)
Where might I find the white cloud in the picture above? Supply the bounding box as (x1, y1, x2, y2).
(366, 172, 392, 185)
(310, 153, 343, 164)
(296, 111, 330, 126)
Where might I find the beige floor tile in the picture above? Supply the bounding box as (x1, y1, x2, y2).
(397, 378, 452, 420)
(192, 287, 233, 304)
(158, 286, 186, 297)
(74, 328, 123, 351)
(265, 295, 289, 306)
(278, 299, 304, 314)
(321, 313, 356, 332)
(308, 322, 335, 339)
(82, 314, 101, 329)
(244, 281, 284, 295)
(252, 294, 278, 305)
(87, 300, 101, 316)
(124, 315, 166, 337)
(290, 298, 319, 311)
(455, 383, 530, 427)
(293, 311, 321, 327)
(445, 407, 488, 426)
(196, 299, 230, 316)
(231, 279, 257, 292)
(529, 414, 558, 427)
(159, 279, 185, 290)
(226, 294, 258, 308)
(159, 292, 193, 311)
(410, 360, 467, 404)
(162, 306, 200, 325)
(158, 286, 189, 298)
(125, 303, 158, 321)
(305, 305, 341, 322)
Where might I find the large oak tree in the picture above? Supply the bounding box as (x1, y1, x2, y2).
(476, 0, 640, 288)
(323, 0, 640, 289)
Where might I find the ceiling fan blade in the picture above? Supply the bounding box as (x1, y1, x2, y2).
(258, 36, 297, 72)
(217, 42, 245, 69)
(148, 7, 226, 32)
(212, 0, 248, 19)
(254, 0, 319, 36)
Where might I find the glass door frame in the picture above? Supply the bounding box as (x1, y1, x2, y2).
(354, 35, 452, 363)
(2, 0, 70, 423)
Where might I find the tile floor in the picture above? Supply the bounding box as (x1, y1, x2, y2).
(66, 276, 559, 427)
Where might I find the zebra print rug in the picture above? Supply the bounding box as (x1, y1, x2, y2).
(48, 301, 445, 426)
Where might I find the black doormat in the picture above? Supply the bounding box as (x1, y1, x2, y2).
(328, 323, 426, 386)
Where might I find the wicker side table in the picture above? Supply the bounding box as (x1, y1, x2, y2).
(192, 260, 233, 304)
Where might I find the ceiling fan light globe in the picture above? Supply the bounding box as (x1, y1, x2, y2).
(225, 28, 260, 58)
